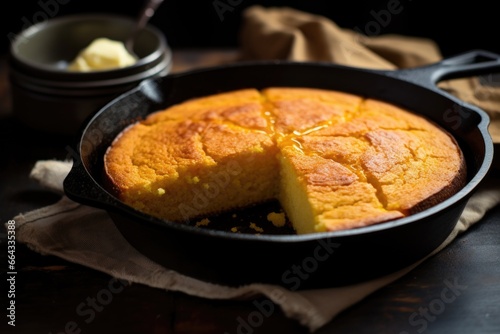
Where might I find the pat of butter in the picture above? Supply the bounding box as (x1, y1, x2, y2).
(68, 38, 137, 72)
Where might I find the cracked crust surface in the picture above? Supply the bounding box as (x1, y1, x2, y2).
(104, 87, 466, 233)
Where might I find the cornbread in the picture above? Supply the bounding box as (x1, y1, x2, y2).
(104, 87, 466, 234)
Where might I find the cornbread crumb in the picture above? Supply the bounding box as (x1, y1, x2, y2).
(187, 176, 200, 184)
(249, 222, 264, 233)
(195, 218, 211, 227)
(157, 188, 165, 195)
(267, 212, 286, 227)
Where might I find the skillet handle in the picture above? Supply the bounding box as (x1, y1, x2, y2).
(63, 156, 113, 211)
(387, 49, 500, 89)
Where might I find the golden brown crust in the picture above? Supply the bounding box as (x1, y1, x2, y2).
(104, 87, 467, 233)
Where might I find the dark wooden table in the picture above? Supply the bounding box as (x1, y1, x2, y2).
(1, 49, 500, 334)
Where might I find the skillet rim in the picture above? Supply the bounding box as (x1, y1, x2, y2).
(65, 59, 495, 243)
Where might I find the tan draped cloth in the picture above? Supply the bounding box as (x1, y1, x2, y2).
(239, 5, 500, 143)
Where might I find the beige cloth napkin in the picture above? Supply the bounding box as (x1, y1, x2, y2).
(239, 5, 500, 143)
(9, 160, 500, 332)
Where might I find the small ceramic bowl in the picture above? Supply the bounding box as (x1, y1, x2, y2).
(9, 13, 172, 135)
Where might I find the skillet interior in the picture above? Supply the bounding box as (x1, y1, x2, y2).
(64, 61, 493, 289)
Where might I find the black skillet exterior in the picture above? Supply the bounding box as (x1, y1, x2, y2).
(63, 50, 495, 289)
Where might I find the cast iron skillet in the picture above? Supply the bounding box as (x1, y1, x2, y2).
(64, 50, 496, 290)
